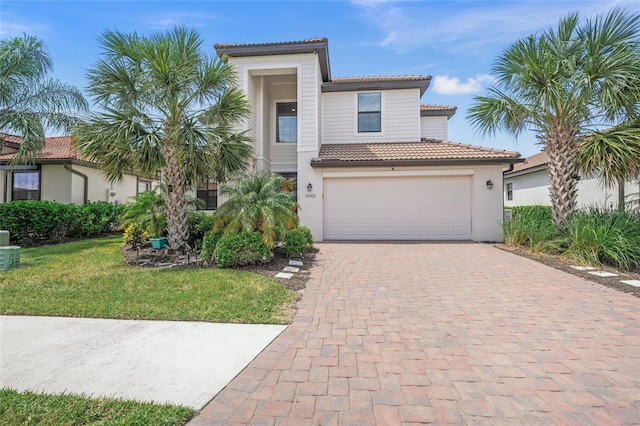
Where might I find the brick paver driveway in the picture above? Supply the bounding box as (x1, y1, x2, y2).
(191, 243, 639, 425)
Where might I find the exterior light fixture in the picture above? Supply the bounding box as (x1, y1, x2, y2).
(486, 180, 494, 189)
(307, 183, 313, 192)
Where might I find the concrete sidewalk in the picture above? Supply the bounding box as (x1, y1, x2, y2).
(0, 316, 285, 409)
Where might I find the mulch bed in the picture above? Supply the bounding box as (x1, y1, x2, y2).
(121, 244, 316, 292)
(497, 244, 640, 298)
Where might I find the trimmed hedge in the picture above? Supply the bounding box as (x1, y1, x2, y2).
(281, 226, 314, 256)
(215, 232, 271, 268)
(0, 201, 123, 246)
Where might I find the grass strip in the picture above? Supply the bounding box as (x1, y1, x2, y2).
(0, 388, 193, 426)
(0, 237, 295, 324)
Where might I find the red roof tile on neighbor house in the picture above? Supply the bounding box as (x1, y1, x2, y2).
(506, 151, 548, 174)
(0, 132, 24, 145)
(0, 135, 77, 161)
(312, 139, 520, 167)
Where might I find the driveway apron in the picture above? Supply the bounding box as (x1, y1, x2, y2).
(190, 243, 640, 425)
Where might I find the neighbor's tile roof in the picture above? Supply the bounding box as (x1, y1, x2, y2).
(0, 132, 23, 145)
(313, 139, 521, 165)
(331, 75, 430, 83)
(506, 151, 548, 174)
(0, 135, 78, 161)
(214, 37, 328, 49)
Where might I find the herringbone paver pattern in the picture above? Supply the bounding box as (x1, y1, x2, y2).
(190, 243, 640, 425)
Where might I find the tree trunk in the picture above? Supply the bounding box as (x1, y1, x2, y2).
(618, 179, 625, 211)
(164, 142, 188, 250)
(546, 130, 579, 228)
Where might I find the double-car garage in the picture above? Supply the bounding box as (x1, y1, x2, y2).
(323, 174, 472, 240)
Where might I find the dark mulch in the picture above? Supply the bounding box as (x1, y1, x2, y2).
(497, 244, 640, 298)
(121, 243, 316, 292)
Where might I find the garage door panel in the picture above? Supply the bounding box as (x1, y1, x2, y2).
(324, 176, 471, 240)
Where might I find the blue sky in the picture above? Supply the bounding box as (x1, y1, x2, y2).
(2, 0, 638, 157)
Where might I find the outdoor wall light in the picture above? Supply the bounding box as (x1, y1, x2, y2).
(307, 183, 313, 192)
(486, 180, 494, 189)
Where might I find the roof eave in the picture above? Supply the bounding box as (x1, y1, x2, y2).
(420, 109, 456, 119)
(215, 40, 331, 82)
(504, 163, 548, 177)
(311, 157, 522, 168)
(322, 79, 431, 96)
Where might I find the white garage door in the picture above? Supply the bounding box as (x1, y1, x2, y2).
(324, 176, 471, 240)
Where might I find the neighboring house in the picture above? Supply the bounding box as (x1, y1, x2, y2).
(215, 38, 521, 241)
(0, 133, 159, 205)
(503, 151, 640, 209)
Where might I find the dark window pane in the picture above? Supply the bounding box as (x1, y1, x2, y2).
(13, 171, 40, 200)
(276, 102, 297, 143)
(197, 184, 218, 210)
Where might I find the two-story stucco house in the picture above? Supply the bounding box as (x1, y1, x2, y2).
(214, 37, 521, 242)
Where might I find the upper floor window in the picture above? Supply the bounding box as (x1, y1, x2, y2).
(358, 93, 381, 133)
(276, 102, 297, 143)
(12, 169, 40, 201)
(506, 183, 513, 201)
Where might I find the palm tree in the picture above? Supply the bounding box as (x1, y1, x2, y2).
(468, 8, 640, 226)
(0, 34, 88, 163)
(576, 121, 640, 210)
(215, 171, 299, 249)
(73, 27, 252, 250)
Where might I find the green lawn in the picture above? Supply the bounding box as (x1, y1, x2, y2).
(0, 236, 295, 324)
(0, 389, 193, 426)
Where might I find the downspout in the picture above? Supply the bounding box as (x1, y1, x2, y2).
(2, 169, 7, 203)
(64, 163, 88, 205)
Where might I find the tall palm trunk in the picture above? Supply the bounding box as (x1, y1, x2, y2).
(164, 142, 188, 250)
(546, 129, 579, 227)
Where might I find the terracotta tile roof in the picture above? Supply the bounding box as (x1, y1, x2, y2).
(0, 132, 23, 145)
(332, 75, 430, 83)
(312, 139, 521, 167)
(505, 151, 548, 174)
(0, 135, 78, 161)
(214, 37, 327, 50)
(420, 104, 457, 112)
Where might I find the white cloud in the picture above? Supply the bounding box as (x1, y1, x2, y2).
(349, 0, 640, 54)
(0, 20, 49, 37)
(432, 74, 494, 95)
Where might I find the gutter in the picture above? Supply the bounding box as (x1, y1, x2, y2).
(64, 163, 88, 205)
(311, 158, 522, 168)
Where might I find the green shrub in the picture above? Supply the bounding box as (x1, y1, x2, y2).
(123, 223, 148, 247)
(0, 201, 122, 246)
(215, 232, 271, 268)
(281, 226, 314, 256)
(561, 207, 640, 270)
(200, 227, 225, 263)
(187, 212, 216, 247)
(503, 206, 556, 251)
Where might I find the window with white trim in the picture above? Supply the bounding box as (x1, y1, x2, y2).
(276, 102, 297, 143)
(506, 183, 513, 201)
(12, 169, 40, 200)
(358, 92, 381, 133)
